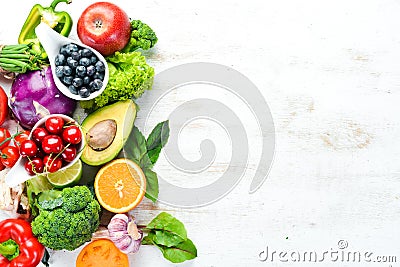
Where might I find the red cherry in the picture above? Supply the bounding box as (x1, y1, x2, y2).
(24, 157, 44, 175)
(19, 140, 38, 157)
(61, 146, 77, 162)
(45, 116, 65, 134)
(62, 125, 82, 145)
(42, 135, 63, 154)
(43, 155, 62, 173)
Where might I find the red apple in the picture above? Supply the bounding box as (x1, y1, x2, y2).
(77, 2, 131, 56)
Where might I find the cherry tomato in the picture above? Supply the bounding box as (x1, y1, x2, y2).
(42, 135, 63, 154)
(43, 155, 62, 173)
(61, 146, 77, 162)
(0, 86, 8, 126)
(32, 127, 49, 144)
(45, 116, 65, 134)
(0, 128, 11, 150)
(19, 140, 38, 157)
(24, 157, 44, 175)
(62, 125, 82, 145)
(1, 146, 19, 168)
(13, 130, 30, 147)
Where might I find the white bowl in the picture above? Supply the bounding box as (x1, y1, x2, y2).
(5, 114, 85, 188)
(35, 22, 109, 101)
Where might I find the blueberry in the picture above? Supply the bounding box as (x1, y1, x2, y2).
(95, 61, 105, 72)
(78, 87, 90, 98)
(83, 76, 91, 85)
(59, 45, 69, 56)
(63, 66, 72, 76)
(71, 51, 81, 61)
(55, 54, 66, 66)
(55, 66, 64, 78)
(63, 76, 73, 85)
(91, 79, 103, 91)
(81, 48, 93, 57)
(93, 72, 104, 80)
(79, 57, 91, 67)
(67, 57, 78, 68)
(66, 43, 79, 54)
(90, 56, 98, 65)
(86, 65, 96, 76)
(76, 65, 86, 77)
(68, 85, 78, 95)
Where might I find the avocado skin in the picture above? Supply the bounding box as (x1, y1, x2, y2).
(81, 100, 136, 166)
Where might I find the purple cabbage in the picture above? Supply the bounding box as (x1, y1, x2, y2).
(10, 66, 76, 129)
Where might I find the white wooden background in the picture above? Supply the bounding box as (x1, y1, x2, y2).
(1, 0, 400, 266)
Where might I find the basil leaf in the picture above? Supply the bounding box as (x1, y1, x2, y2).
(125, 126, 147, 162)
(147, 146, 161, 164)
(143, 168, 159, 202)
(146, 120, 170, 151)
(160, 238, 198, 263)
(153, 230, 185, 247)
(146, 212, 187, 241)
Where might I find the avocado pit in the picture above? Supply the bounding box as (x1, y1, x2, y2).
(86, 119, 117, 151)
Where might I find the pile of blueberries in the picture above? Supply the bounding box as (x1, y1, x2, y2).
(55, 43, 106, 98)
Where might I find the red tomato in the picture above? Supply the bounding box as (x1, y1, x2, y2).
(0, 86, 8, 126)
(13, 130, 30, 147)
(0, 128, 11, 150)
(77, 2, 131, 56)
(1, 146, 19, 168)
(45, 116, 64, 134)
(43, 155, 62, 173)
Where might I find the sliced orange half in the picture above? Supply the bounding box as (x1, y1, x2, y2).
(94, 158, 146, 213)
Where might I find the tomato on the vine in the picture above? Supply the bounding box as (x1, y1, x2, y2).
(0, 86, 8, 126)
(0, 128, 11, 150)
(14, 130, 30, 147)
(1, 146, 19, 168)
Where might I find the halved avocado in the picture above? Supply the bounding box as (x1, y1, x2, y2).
(81, 100, 136, 166)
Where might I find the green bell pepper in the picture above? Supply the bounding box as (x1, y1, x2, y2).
(18, 0, 73, 59)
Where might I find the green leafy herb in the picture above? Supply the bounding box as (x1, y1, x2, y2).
(146, 121, 170, 151)
(160, 238, 197, 263)
(143, 168, 159, 202)
(142, 212, 197, 263)
(146, 212, 187, 241)
(125, 121, 170, 202)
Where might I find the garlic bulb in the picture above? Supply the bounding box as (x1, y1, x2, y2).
(107, 213, 142, 254)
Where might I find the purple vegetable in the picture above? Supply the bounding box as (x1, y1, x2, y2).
(10, 66, 77, 129)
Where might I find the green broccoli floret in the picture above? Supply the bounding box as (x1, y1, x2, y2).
(122, 20, 158, 52)
(31, 186, 101, 251)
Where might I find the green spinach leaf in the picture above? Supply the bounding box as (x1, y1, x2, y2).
(146, 212, 187, 241)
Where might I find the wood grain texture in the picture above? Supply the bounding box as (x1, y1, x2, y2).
(1, 0, 400, 266)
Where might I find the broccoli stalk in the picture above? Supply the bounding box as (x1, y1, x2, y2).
(31, 186, 101, 251)
(122, 20, 158, 52)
